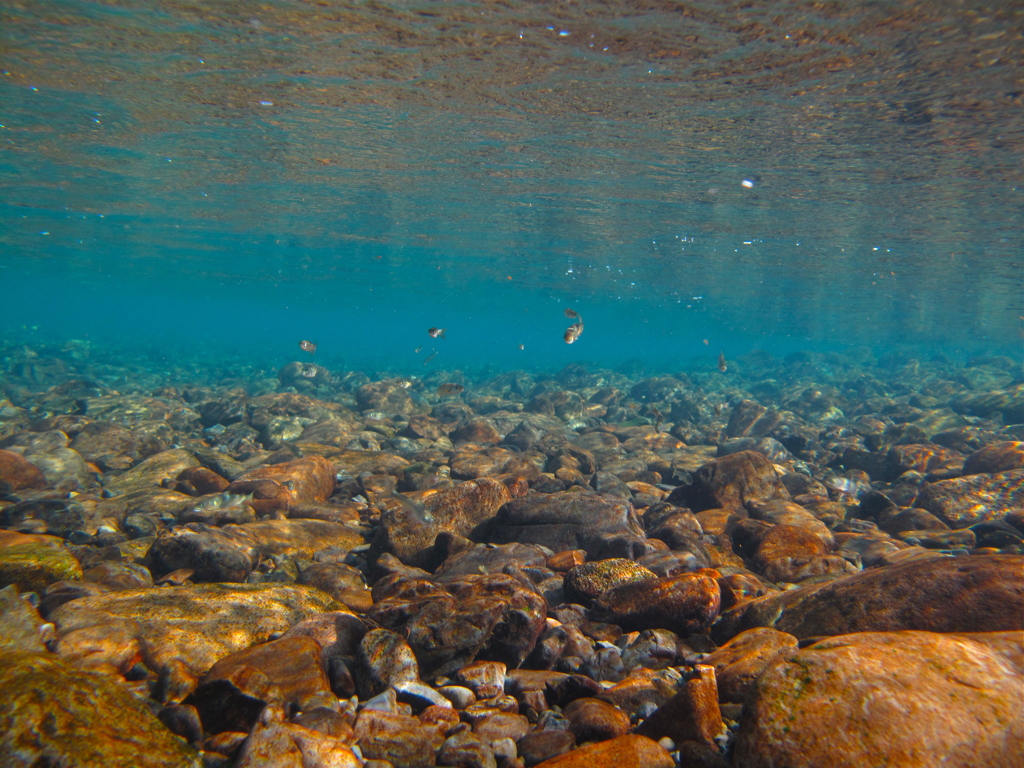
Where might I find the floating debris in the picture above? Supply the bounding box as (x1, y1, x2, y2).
(718, 352, 728, 373)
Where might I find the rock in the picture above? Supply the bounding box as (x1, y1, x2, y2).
(376, 477, 512, 569)
(236, 716, 361, 768)
(223, 519, 367, 561)
(354, 708, 444, 768)
(531, 733, 674, 768)
(229, 455, 335, 508)
(356, 628, 420, 699)
(952, 384, 1024, 423)
(485, 492, 645, 559)
(563, 697, 631, 743)
(725, 401, 783, 438)
(962, 441, 1024, 475)
(281, 610, 367, 663)
(562, 559, 657, 606)
(0, 530, 83, 593)
(367, 573, 546, 679)
(0, 649, 201, 767)
(760, 554, 859, 584)
(49, 583, 341, 679)
(356, 379, 415, 416)
(713, 554, 1024, 643)
(701, 627, 798, 703)
(189, 635, 331, 733)
(0, 448, 47, 492)
(915, 469, 1024, 527)
(102, 448, 200, 496)
(433, 542, 549, 583)
(752, 523, 828, 571)
(84, 561, 155, 590)
(299, 562, 372, 611)
(732, 630, 1024, 768)
(591, 570, 720, 635)
(635, 665, 723, 745)
(439, 730, 497, 768)
(666, 451, 789, 513)
(518, 731, 577, 767)
(148, 524, 254, 583)
(0, 585, 49, 652)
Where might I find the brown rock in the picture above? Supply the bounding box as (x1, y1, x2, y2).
(591, 570, 720, 635)
(175, 466, 230, 495)
(518, 730, 576, 767)
(746, 499, 835, 549)
(102, 448, 200, 496)
(356, 628, 420, 699)
(732, 630, 1024, 768)
(222, 518, 366, 561)
(665, 451, 789, 513)
(915, 469, 1024, 526)
(563, 697, 630, 743)
(760, 555, 859, 584)
(885, 443, 964, 479)
(701, 627, 798, 703)
(962, 441, 1024, 475)
(376, 477, 512, 569)
(451, 417, 503, 444)
(486, 492, 645, 559)
(299, 562, 372, 611)
(532, 733, 674, 768)
(0, 449, 47, 492)
(355, 708, 444, 768)
(0, 530, 83, 594)
(712, 554, 1024, 643)
(752, 524, 828, 571)
(563, 559, 657, 606)
(230, 455, 335, 507)
(236, 719, 361, 768)
(635, 664, 723, 745)
(191, 635, 330, 733)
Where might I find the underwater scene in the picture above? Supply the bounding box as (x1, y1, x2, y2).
(1, 1, 1022, 767)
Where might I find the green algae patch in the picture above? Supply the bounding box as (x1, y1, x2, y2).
(0, 650, 201, 768)
(0, 540, 83, 593)
(50, 582, 345, 676)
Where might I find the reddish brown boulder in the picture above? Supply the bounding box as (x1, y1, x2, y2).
(532, 734, 674, 768)
(701, 627, 798, 703)
(635, 664, 723, 746)
(562, 559, 657, 606)
(713, 554, 1024, 643)
(752, 524, 828, 571)
(0, 449, 47, 492)
(732, 631, 1024, 768)
(563, 697, 631, 743)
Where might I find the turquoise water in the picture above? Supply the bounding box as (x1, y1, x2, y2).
(1, 0, 1021, 375)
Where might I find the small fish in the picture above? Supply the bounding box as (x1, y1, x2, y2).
(388, 490, 435, 525)
(437, 383, 464, 396)
(652, 406, 663, 434)
(717, 352, 728, 373)
(564, 320, 584, 344)
(824, 476, 871, 499)
(713, 403, 723, 417)
(299, 340, 317, 354)
(414, 346, 422, 354)
(423, 349, 438, 365)
(428, 327, 446, 339)
(564, 308, 579, 319)
(194, 492, 253, 512)
(518, 343, 525, 350)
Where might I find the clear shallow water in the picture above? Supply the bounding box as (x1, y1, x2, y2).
(1, 0, 1022, 374)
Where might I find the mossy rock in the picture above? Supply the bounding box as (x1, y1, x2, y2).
(0, 539, 83, 594)
(0, 650, 201, 767)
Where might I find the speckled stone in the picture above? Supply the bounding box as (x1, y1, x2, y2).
(702, 627, 799, 703)
(356, 628, 420, 699)
(591, 570, 721, 635)
(354, 708, 445, 768)
(713, 554, 1024, 643)
(229, 455, 336, 506)
(236, 718, 361, 768)
(0, 530, 83, 593)
(49, 583, 341, 677)
(0, 585, 49, 653)
(0, 650, 202, 768)
(732, 630, 1024, 768)
(222, 518, 367, 561)
(562, 559, 657, 606)
(915, 470, 1024, 526)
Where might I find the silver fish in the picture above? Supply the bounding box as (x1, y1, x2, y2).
(387, 490, 435, 525)
(194, 492, 254, 511)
